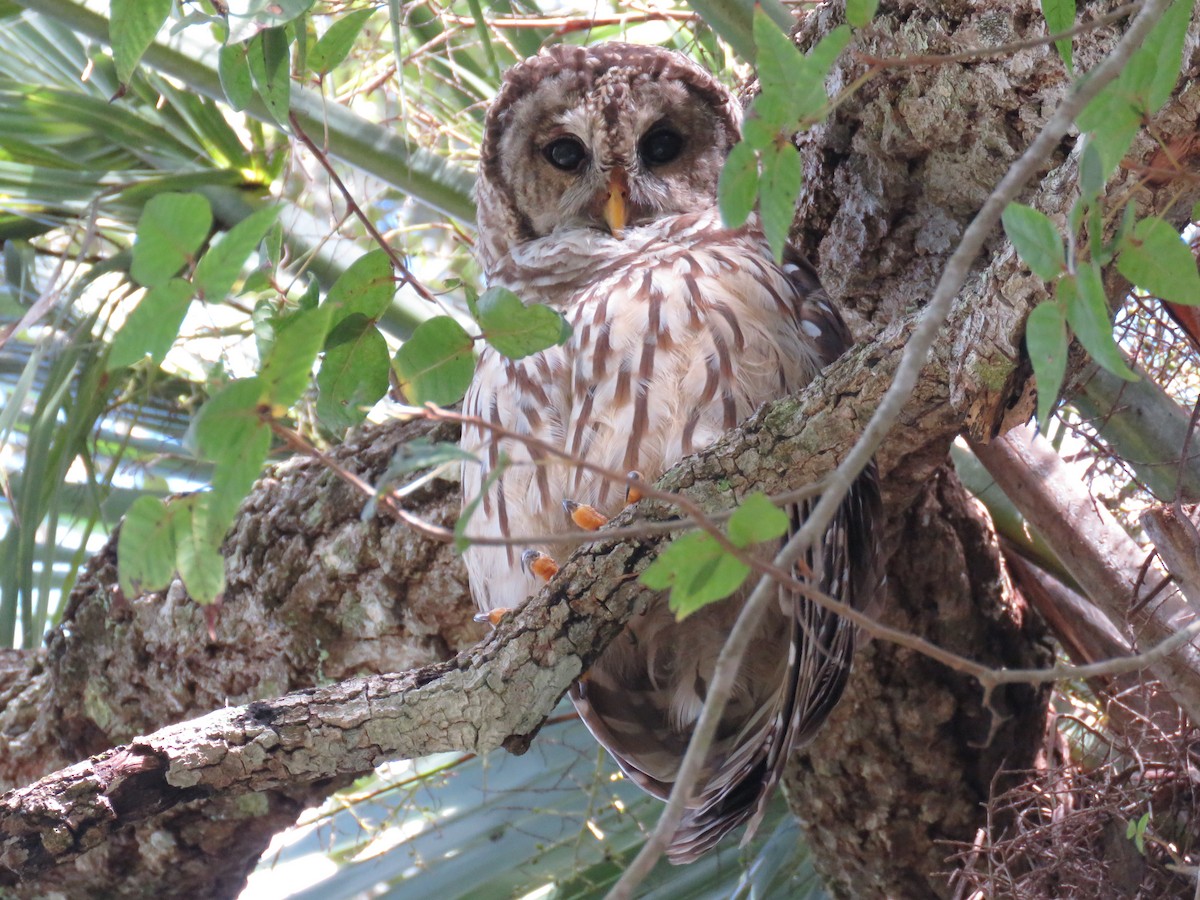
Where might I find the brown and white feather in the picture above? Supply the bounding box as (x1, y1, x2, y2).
(461, 42, 881, 863)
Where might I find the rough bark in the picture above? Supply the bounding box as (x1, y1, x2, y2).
(788, 468, 1052, 899)
(0, 420, 479, 894)
(1, 0, 1199, 896)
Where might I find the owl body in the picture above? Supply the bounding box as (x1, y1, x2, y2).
(463, 211, 825, 610)
(462, 43, 880, 862)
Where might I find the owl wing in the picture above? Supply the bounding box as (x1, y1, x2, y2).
(666, 469, 882, 862)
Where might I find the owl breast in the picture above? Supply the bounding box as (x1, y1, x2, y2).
(460, 209, 823, 614)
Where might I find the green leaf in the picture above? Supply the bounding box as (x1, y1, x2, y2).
(792, 26, 852, 123)
(260, 303, 334, 408)
(760, 142, 803, 263)
(1121, 0, 1189, 114)
(718, 140, 759, 228)
(173, 494, 228, 604)
(727, 493, 790, 546)
(1117, 216, 1200, 306)
(1025, 301, 1068, 430)
(248, 28, 292, 127)
(1040, 0, 1075, 71)
(1079, 139, 1104, 199)
(110, 0, 171, 83)
(393, 316, 476, 406)
(193, 205, 281, 301)
(131, 192, 213, 288)
(455, 454, 509, 552)
(190, 378, 267, 460)
(1061, 267, 1137, 381)
(227, 0, 316, 43)
(741, 115, 777, 150)
(476, 287, 571, 360)
(387, 438, 477, 476)
(846, 0, 880, 29)
(641, 531, 751, 620)
(753, 11, 848, 126)
(753, 6, 804, 98)
(1078, 0, 1189, 179)
(1076, 88, 1141, 179)
(107, 279, 194, 371)
(117, 495, 178, 596)
(316, 314, 390, 432)
(1002, 203, 1065, 281)
(309, 8, 374, 75)
(325, 250, 395, 322)
(189, 378, 272, 525)
(218, 42, 255, 111)
(1129, 811, 1150, 854)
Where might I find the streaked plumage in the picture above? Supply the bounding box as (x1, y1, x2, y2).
(461, 42, 881, 862)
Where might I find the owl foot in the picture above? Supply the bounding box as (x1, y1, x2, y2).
(624, 470, 644, 505)
(473, 608, 510, 626)
(562, 471, 644, 531)
(521, 548, 559, 582)
(563, 499, 608, 530)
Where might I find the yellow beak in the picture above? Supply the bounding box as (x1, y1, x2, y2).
(603, 168, 628, 238)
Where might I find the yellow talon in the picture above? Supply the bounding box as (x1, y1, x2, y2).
(624, 471, 644, 506)
(521, 549, 560, 582)
(563, 499, 608, 531)
(473, 607, 510, 626)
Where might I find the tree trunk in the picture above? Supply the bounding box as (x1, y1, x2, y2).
(789, 468, 1051, 899)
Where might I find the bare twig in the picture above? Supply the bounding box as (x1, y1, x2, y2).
(288, 113, 445, 310)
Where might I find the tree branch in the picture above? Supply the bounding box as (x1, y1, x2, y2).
(972, 424, 1200, 724)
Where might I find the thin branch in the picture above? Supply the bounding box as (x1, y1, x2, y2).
(288, 113, 445, 310)
(437, 11, 696, 32)
(425, 406, 815, 577)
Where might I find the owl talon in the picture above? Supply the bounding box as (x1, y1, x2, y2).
(563, 499, 608, 531)
(521, 549, 559, 582)
(624, 471, 644, 506)
(473, 607, 511, 627)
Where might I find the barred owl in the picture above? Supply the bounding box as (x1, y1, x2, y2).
(461, 42, 881, 863)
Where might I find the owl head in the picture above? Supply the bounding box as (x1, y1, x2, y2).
(476, 43, 742, 268)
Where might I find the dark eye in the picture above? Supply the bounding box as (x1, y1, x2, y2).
(639, 128, 684, 166)
(543, 137, 588, 172)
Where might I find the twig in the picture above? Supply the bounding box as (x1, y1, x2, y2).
(288, 113, 445, 310)
(426, 406, 814, 577)
(437, 11, 696, 33)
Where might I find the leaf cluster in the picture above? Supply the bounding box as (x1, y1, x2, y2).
(1006, 0, 1197, 430)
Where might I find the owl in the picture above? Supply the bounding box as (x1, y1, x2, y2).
(460, 42, 881, 863)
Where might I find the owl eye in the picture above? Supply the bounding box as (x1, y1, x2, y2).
(543, 137, 588, 172)
(638, 128, 684, 166)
